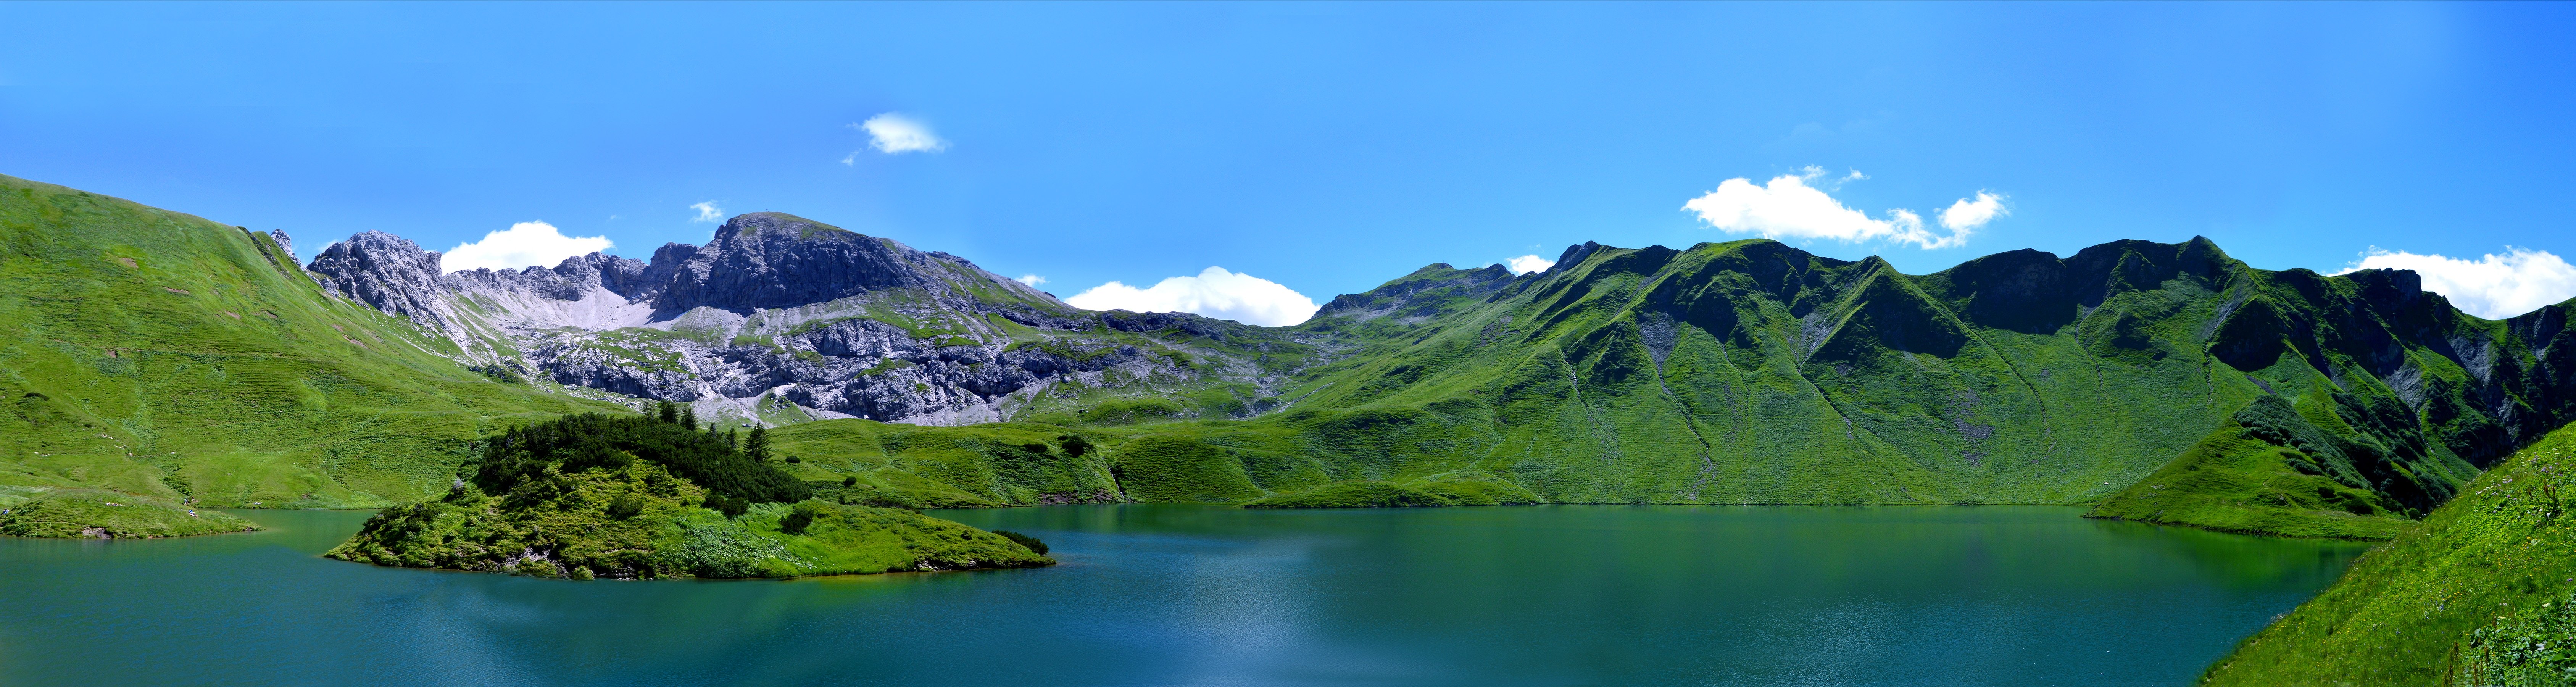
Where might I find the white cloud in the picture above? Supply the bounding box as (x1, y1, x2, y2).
(1016, 274, 1047, 287)
(690, 201, 723, 223)
(1680, 169, 1980, 250)
(443, 221, 613, 273)
(1064, 267, 1320, 327)
(1939, 191, 2007, 231)
(1505, 255, 1555, 274)
(2336, 247, 2576, 319)
(857, 113, 947, 155)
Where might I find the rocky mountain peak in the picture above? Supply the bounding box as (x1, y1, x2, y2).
(307, 230, 450, 327)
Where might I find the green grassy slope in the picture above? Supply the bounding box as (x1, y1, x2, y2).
(0, 487, 258, 537)
(0, 174, 624, 519)
(2199, 423, 2576, 685)
(755, 238, 2564, 540)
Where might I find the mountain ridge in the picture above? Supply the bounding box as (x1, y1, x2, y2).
(9, 171, 2576, 544)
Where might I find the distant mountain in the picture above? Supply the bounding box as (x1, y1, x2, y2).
(302, 212, 1325, 426)
(8, 171, 2576, 545)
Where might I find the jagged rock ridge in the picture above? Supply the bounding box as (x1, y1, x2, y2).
(305, 213, 1325, 426)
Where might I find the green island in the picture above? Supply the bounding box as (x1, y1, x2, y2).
(326, 409, 1051, 579)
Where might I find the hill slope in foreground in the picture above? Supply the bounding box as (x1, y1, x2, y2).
(0, 174, 625, 523)
(6, 171, 2576, 548)
(2202, 421, 2576, 684)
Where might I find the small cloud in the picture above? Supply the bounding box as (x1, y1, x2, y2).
(443, 221, 613, 273)
(1680, 169, 1978, 250)
(1938, 191, 2007, 232)
(1015, 274, 1047, 287)
(690, 201, 723, 223)
(1504, 255, 1555, 275)
(1064, 267, 1319, 327)
(856, 113, 947, 155)
(2336, 247, 2576, 319)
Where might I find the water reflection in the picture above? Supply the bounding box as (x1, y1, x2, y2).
(0, 505, 2364, 686)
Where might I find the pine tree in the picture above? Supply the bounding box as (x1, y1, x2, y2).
(657, 401, 678, 424)
(681, 405, 697, 429)
(726, 428, 737, 450)
(743, 426, 770, 462)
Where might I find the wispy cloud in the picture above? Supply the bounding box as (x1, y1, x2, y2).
(2337, 247, 2576, 319)
(443, 221, 613, 273)
(1064, 267, 1319, 327)
(853, 113, 947, 156)
(1504, 255, 1555, 275)
(1680, 169, 1996, 250)
(1015, 274, 1047, 287)
(690, 201, 723, 223)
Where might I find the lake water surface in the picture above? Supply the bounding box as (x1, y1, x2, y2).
(0, 505, 2366, 686)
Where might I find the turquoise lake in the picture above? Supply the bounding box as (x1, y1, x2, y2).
(0, 505, 2366, 686)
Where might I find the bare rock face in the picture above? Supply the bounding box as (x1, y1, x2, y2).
(654, 213, 936, 313)
(306, 231, 451, 328)
(307, 212, 1317, 426)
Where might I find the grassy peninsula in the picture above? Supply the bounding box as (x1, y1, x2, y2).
(328, 411, 1050, 579)
(0, 487, 257, 538)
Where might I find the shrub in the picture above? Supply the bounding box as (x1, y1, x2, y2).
(842, 476, 858, 487)
(606, 494, 643, 519)
(780, 503, 819, 534)
(1022, 443, 1049, 454)
(1057, 434, 1092, 458)
(784, 456, 800, 463)
(992, 529, 1048, 555)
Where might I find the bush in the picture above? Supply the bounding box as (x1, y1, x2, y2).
(784, 456, 800, 463)
(606, 494, 644, 519)
(780, 503, 819, 534)
(1057, 434, 1093, 458)
(992, 529, 1048, 555)
(842, 476, 858, 487)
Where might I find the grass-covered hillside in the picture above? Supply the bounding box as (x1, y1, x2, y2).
(2199, 422, 2576, 684)
(745, 238, 2570, 539)
(329, 412, 1050, 578)
(0, 174, 624, 523)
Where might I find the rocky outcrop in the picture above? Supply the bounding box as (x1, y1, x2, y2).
(308, 212, 1318, 426)
(306, 231, 452, 327)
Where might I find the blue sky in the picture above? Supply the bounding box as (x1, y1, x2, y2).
(5, 3, 2573, 324)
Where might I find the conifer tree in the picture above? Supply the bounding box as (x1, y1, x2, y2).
(657, 401, 678, 424)
(681, 406, 697, 429)
(743, 426, 770, 462)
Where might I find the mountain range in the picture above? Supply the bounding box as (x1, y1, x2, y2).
(6, 172, 2575, 541)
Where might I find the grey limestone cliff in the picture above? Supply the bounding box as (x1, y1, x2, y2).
(306, 213, 1330, 427)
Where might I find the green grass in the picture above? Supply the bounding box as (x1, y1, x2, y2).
(0, 173, 627, 521)
(2200, 423, 2576, 685)
(1243, 481, 1452, 508)
(0, 487, 258, 537)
